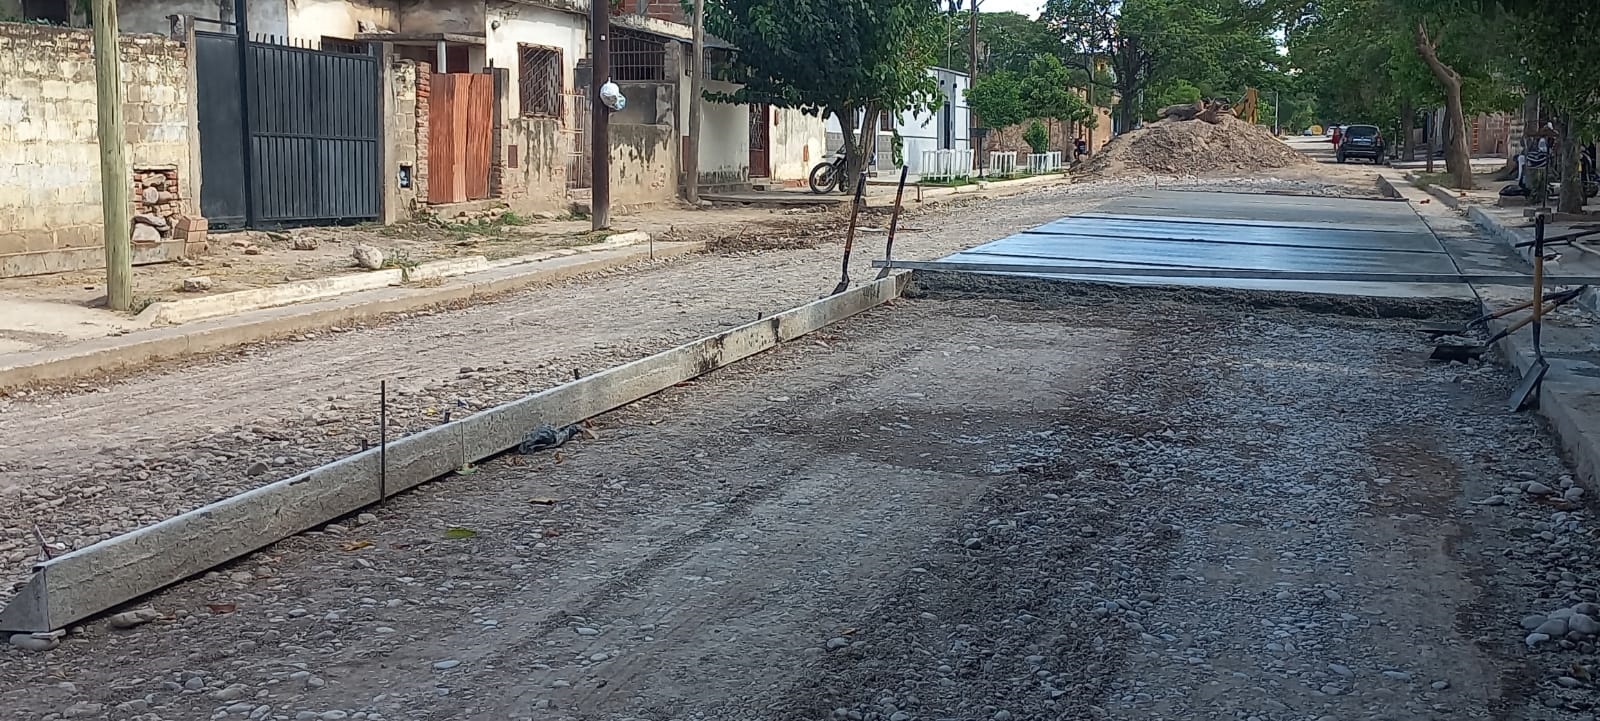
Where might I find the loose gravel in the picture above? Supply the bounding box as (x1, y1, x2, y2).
(1, 280, 1597, 721)
(0, 175, 1373, 608)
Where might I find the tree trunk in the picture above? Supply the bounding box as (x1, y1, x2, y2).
(1414, 22, 1473, 189)
(1401, 97, 1415, 162)
(1494, 92, 1538, 181)
(835, 107, 863, 185)
(1559, 113, 1585, 214)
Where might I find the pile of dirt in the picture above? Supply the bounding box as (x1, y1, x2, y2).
(1080, 114, 1315, 178)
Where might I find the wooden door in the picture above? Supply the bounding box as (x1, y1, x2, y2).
(428, 73, 494, 204)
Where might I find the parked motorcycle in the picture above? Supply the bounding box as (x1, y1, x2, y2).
(808, 151, 851, 194)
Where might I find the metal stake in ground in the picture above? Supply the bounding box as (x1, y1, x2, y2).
(876, 166, 911, 280)
(1511, 215, 1551, 412)
(831, 172, 869, 295)
(379, 380, 389, 501)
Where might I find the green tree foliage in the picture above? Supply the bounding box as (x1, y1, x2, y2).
(1024, 121, 1051, 153)
(1498, 0, 1600, 211)
(940, 10, 1063, 75)
(703, 0, 945, 178)
(967, 54, 1096, 133)
(1043, 0, 1287, 132)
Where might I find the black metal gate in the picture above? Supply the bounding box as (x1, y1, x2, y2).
(194, 30, 381, 229)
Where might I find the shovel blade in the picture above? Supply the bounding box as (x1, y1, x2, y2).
(1509, 360, 1549, 412)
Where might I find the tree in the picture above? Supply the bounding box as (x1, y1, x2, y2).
(966, 71, 1028, 129)
(1024, 121, 1050, 153)
(941, 10, 1063, 75)
(1498, 0, 1600, 212)
(703, 0, 945, 180)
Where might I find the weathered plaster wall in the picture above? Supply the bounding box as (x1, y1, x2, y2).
(770, 107, 824, 181)
(609, 123, 675, 206)
(399, 0, 487, 35)
(503, 117, 568, 213)
(112, 0, 287, 37)
(0, 23, 194, 278)
(289, 0, 398, 43)
(484, 1, 584, 121)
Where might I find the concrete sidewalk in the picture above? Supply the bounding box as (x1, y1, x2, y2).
(1384, 169, 1600, 488)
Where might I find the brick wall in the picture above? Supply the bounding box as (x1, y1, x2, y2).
(415, 61, 431, 206)
(0, 22, 193, 278)
(641, 0, 686, 24)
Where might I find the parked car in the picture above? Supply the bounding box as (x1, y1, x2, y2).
(1337, 124, 1386, 163)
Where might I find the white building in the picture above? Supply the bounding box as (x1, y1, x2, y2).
(824, 66, 971, 177)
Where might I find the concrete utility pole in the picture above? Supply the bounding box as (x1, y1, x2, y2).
(92, 0, 133, 311)
(589, 0, 611, 230)
(684, 0, 704, 205)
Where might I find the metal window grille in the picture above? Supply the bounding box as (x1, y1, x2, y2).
(610, 29, 665, 81)
(519, 44, 563, 118)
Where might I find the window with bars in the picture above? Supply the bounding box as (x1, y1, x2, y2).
(610, 29, 666, 81)
(519, 44, 563, 118)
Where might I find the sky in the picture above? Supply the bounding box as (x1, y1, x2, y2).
(980, 0, 1045, 18)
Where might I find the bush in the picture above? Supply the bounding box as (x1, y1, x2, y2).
(1023, 121, 1050, 154)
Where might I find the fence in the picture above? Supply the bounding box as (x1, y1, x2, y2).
(566, 92, 592, 190)
(988, 151, 1018, 177)
(1026, 151, 1064, 174)
(919, 149, 975, 181)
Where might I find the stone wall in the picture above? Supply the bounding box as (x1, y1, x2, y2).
(0, 22, 196, 278)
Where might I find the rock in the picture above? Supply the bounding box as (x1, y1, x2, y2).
(575, 627, 600, 636)
(353, 245, 385, 270)
(1522, 614, 1549, 631)
(292, 236, 320, 251)
(8, 633, 59, 652)
(1570, 613, 1600, 636)
(1536, 618, 1570, 637)
(225, 702, 255, 714)
(827, 637, 850, 650)
(213, 685, 247, 701)
(1323, 589, 1343, 602)
(357, 513, 377, 525)
(994, 712, 1013, 721)
(108, 608, 161, 629)
(1431, 680, 1451, 690)
(1566, 487, 1586, 502)
(1558, 676, 1584, 688)
(1328, 663, 1354, 677)
(1527, 632, 1552, 647)
(181, 276, 214, 292)
(1577, 603, 1600, 617)
(1471, 495, 1507, 506)
(1382, 670, 1412, 681)
(131, 223, 163, 242)
(133, 213, 170, 230)
(184, 676, 205, 690)
(432, 659, 461, 670)
(246, 461, 270, 476)
(1525, 482, 1556, 496)
(243, 244, 262, 255)
(589, 652, 609, 662)
(321, 713, 350, 721)
(62, 702, 104, 718)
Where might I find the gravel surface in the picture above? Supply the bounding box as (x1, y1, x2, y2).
(2, 283, 1598, 721)
(0, 175, 1373, 608)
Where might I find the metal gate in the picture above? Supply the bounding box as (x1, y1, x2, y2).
(748, 103, 771, 178)
(194, 30, 381, 229)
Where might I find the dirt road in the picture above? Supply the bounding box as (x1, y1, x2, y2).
(0, 172, 1370, 604)
(3, 279, 1597, 721)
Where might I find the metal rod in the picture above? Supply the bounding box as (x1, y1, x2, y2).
(32, 524, 52, 561)
(379, 380, 388, 502)
(871, 259, 1600, 285)
(877, 165, 910, 280)
(1533, 215, 1546, 356)
(235, 0, 255, 226)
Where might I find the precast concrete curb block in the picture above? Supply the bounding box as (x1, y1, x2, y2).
(0, 272, 910, 632)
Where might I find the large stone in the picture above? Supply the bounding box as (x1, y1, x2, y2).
(131, 223, 163, 243)
(181, 276, 213, 292)
(353, 245, 385, 270)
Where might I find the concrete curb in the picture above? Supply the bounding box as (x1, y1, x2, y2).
(0, 241, 704, 393)
(1484, 314, 1600, 487)
(0, 272, 910, 632)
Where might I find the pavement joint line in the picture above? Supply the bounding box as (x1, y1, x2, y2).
(0, 273, 910, 633)
(875, 260, 1600, 285)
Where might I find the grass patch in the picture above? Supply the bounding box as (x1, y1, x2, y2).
(918, 177, 978, 188)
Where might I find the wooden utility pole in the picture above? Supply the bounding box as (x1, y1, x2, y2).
(684, 0, 704, 204)
(589, 0, 611, 230)
(92, 0, 132, 311)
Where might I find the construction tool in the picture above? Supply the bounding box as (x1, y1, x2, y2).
(1428, 291, 1578, 362)
(1417, 286, 1585, 338)
(830, 172, 868, 296)
(1510, 215, 1552, 411)
(876, 166, 910, 280)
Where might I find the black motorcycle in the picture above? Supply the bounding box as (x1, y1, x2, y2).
(808, 151, 851, 194)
